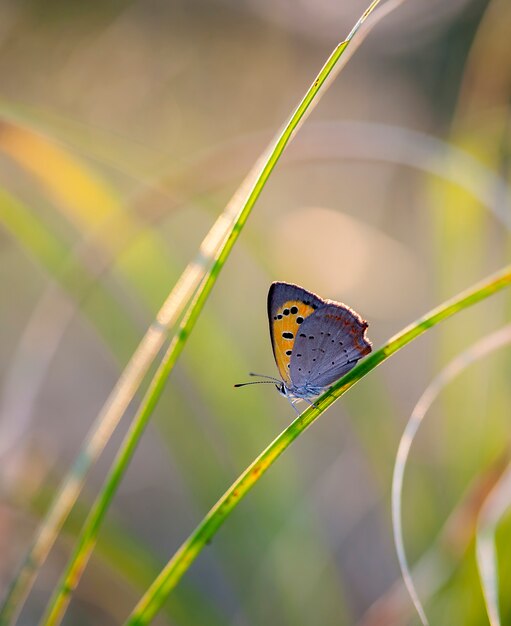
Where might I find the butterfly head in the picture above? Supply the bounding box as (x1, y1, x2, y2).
(275, 381, 286, 395)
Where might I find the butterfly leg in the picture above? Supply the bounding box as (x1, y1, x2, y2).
(286, 397, 301, 416)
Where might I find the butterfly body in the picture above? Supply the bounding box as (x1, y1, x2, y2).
(268, 282, 372, 400)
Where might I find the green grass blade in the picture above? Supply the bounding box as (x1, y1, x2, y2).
(476, 486, 506, 626)
(392, 324, 511, 626)
(359, 456, 509, 626)
(38, 276, 211, 626)
(34, 2, 400, 623)
(476, 437, 511, 625)
(27, 484, 213, 624)
(121, 266, 511, 625)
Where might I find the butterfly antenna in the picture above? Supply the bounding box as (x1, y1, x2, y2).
(248, 372, 281, 383)
(234, 380, 278, 388)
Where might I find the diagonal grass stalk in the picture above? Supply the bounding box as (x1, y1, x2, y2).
(35, 2, 401, 623)
(39, 274, 213, 626)
(122, 266, 511, 625)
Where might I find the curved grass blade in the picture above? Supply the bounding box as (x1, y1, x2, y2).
(36, 2, 402, 624)
(392, 324, 511, 626)
(476, 451, 511, 625)
(392, 327, 511, 623)
(297, 121, 511, 230)
(120, 266, 511, 625)
(358, 454, 509, 626)
(476, 478, 507, 626)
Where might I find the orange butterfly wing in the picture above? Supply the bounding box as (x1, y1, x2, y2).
(268, 283, 324, 385)
(271, 300, 317, 383)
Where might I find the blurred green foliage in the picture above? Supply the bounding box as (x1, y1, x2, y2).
(0, 1, 510, 625)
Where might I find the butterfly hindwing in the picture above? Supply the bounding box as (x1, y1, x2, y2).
(289, 303, 371, 391)
(268, 282, 324, 384)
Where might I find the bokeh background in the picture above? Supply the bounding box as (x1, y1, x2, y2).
(1, 0, 510, 624)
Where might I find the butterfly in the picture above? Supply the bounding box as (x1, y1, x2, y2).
(236, 282, 372, 412)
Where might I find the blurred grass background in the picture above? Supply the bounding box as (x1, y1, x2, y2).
(0, 0, 510, 624)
